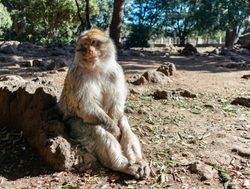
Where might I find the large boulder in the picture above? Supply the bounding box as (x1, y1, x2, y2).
(238, 33, 250, 49)
(0, 75, 82, 171)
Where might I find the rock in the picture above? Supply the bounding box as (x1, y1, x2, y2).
(237, 48, 250, 55)
(189, 161, 216, 181)
(143, 70, 172, 84)
(218, 63, 249, 69)
(153, 90, 173, 100)
(51, 47, 67, 56)
(212, 48, 220, 55)
(57, 67, 68, 72)
(20, 60, 33, 67)
(0, 54, 16, 63)
(153, 88, 196, 100)
(232, 146, 250, 157)
(132, 70, 172, 85)
(33, 59, 45, 67)
(163, 53, 170, 58)
(220, 48, 231, 56)
(0, 75, 82, 171)
(179, 89, 197, 98)
(0, 41, 20, 54)
(238, 33, 250, 49)
(164, 44, 177, 53)
(231, 97, 250, 107)
(156, 63, 176, 76)
(132, 76, 148, 85)
(0, 45, 16, 54)
(181, 43, 198, 56)
(46, 58, 67, 70)
(242, 74, 250, 79)
(18, 42, 44, 51)
(230, 54, 247, 62)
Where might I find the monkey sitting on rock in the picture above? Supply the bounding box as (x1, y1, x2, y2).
(59, 28, 150, 179)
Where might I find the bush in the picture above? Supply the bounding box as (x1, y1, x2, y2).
(124, 24, 151, 48)
(0, 3, 12, 39)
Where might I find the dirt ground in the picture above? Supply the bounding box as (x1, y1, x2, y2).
(0, 46, 250, 189)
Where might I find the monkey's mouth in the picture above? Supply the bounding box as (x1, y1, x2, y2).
(83, 56, 98, 62)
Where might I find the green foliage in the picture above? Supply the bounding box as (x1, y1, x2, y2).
(124, 24, 150, 48)
(194, 0, 250, 33)
(92, 0, 113, 29)
(0, 3, 12, 38)
(25, 0, 78, 43)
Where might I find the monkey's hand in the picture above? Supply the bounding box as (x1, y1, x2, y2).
(108, 124, 121, 139)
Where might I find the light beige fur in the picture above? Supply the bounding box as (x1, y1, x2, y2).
(58, 29, 149, 178)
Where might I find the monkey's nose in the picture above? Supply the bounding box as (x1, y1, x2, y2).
(89, 50, 97, 57)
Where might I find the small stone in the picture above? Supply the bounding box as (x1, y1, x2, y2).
(242, 74, 250, 79)
(48, 70, 58, 74)
(156, 63, 176, 76)
(153, 88, 196, 99)
(21, 60, 33, 67)
(231, 97, 250, 107)
(33, 59, 45, 67)
(189, 161, 216, 181)
(57, 67, 68, 72)
(153, 90, 173, 100)
(132, 75, 148, 85)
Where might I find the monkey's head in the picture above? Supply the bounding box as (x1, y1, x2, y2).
(75, 28, 116, 69)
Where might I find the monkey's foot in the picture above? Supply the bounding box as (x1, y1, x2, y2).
(126, 163, 150, 179)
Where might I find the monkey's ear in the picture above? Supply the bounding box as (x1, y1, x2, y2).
(105, 29, 110, 37)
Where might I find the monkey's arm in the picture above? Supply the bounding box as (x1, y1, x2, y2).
(108, 68, 127, 122)
(76, 102, 120, 138)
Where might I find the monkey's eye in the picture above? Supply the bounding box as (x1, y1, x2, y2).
(91, 39, 99, 46)
(82, 42, 89, 48)
(76, 44, 87, 52)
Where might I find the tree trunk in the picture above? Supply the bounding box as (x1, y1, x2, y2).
(75, 0, 85, 31)
(179, 35, 186, 46)
(225, 29, 237, 49)
(85, 0, 91, 29)
(109, 0, 125, 48)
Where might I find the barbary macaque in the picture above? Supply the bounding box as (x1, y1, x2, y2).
(59, 28, 149, 178)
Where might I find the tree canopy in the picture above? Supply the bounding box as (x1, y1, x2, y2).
(0, 0, 249, 47)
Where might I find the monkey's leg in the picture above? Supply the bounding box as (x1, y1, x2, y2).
(118, 116, 145, 163)
(93, 126, 149, 179)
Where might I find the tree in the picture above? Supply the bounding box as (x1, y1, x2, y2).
(85, 0, 92, 29)
(194, 0, 250, 48)
(165, 0, 200, 46)
(75, 0, 85, 31)
(109, 0, 125, 48)
(0, 3, 12, 39)
(92, 0, 113, 30)
(123, 0, 168, 47)
(125, 24, 150, 48)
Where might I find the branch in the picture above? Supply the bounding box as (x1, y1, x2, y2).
(74, 0, 85, 31)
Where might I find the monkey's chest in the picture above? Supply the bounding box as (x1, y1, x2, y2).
(101, 84, 117, 112)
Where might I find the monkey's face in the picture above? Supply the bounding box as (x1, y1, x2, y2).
(75, 29, 116, 68)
